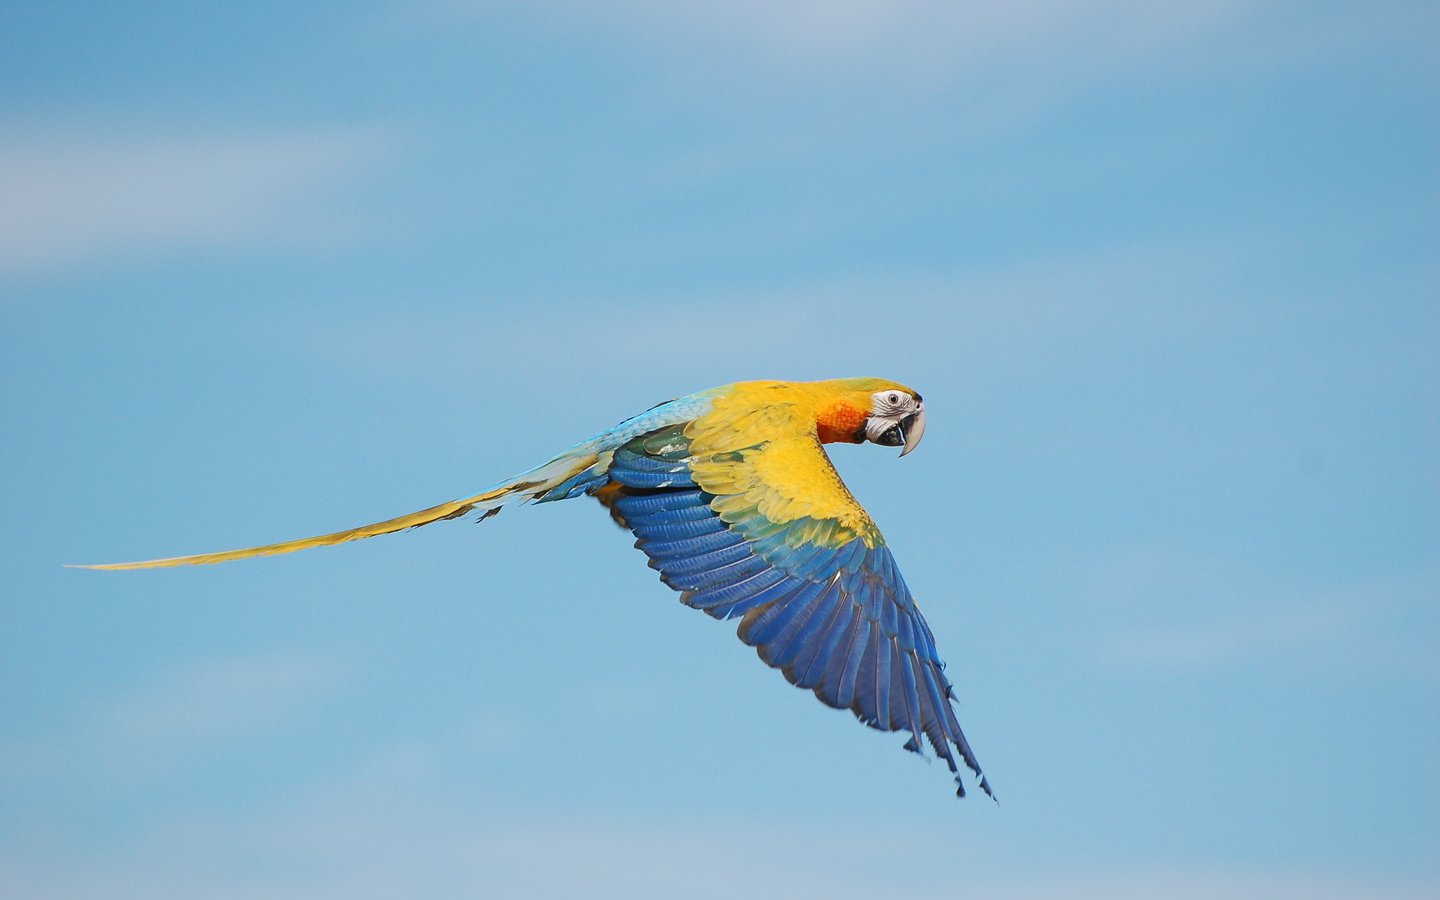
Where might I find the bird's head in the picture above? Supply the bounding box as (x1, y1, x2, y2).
(816, 378, 927, 457)
(863, 384, 927, 456)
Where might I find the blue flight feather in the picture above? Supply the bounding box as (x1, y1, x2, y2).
(597, 420, 992, 800)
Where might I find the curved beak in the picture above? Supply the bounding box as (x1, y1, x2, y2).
(898, 406, 927, 457)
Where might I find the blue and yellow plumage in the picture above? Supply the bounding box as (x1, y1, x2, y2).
(78, 377, 992, 799)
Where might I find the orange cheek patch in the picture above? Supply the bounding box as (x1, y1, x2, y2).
(816, 400, 868, 444)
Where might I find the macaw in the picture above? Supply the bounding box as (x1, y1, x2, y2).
(80, 377, 992, 799)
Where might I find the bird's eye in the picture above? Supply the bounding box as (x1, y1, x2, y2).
(888, 392, 900, 405)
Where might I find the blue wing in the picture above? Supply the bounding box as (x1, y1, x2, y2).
(599, 425, 992, 799)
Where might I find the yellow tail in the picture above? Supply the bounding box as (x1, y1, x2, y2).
(71, 452, 602, 570)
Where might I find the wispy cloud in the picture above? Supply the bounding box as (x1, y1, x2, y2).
(974, 870, 1440, 900)
(0, 126, 384, 274)
(2, 790, 1435, 900)
(595, 0, 1255, 65)
(254, 229, 1264, 388)
(1105, 600, 1360, 668)
(107, 650, 350, 745)
(1099, 573, 1440, 680)
(443, 0, 1269, 88)
(0, 649, 351, 797)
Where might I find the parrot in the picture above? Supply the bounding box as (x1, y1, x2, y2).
(78, 377, 993, 799)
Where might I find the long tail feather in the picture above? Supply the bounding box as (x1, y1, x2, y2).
(71, 452, 603, 571)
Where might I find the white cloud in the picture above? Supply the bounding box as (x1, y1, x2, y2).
(0, 126, 383, 274)
(0, 649, 351, 795)
(1099, 571, 1440, 680)
(254, 230, 1257, 389)
(601, 0, 1253, 64)
(445, 0, 1265, 87)
(107, 650, 350, 745)
(976, 870, 1440, 900)
(1, 792, 1434, 900)
(1105, 600, 1360, 669)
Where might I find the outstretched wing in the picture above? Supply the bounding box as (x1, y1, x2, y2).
(603, 422, 992, 799)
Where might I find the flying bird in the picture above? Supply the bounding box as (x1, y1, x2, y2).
(80, 377, 992, 799)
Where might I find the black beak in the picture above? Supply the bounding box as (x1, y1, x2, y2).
(875, 408, 927, 456)
(875, 422, 906, 447)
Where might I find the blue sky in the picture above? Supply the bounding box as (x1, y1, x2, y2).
(3, 1, 1437, 896)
